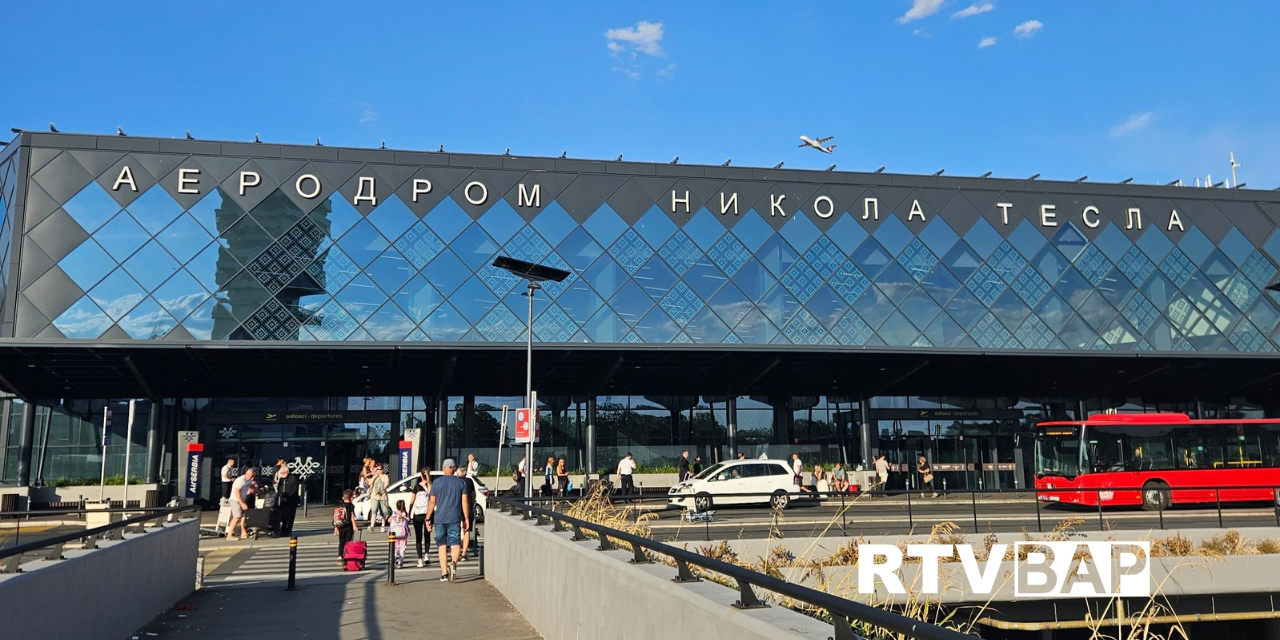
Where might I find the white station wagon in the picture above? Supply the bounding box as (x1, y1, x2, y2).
(668, 459, 801, 511)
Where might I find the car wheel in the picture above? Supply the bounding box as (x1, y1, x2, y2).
(475, 503, 485, 523)
(770, 490, 790, 510)
(694, 493, 714, 512)
(1141, 481, 1170, 511)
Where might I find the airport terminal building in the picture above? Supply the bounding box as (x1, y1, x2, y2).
(1, 131, 1278, 504)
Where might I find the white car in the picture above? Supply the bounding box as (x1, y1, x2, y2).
(668, 459, 800, 511)
(354, 472, 488, 524)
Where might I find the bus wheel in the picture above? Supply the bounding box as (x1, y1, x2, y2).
(1141, 482, 1171, 511)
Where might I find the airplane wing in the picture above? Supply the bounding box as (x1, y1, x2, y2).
(817, 136, 835, 143)
(798, 143, 808, 147)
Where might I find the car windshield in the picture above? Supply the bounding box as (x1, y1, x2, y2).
(692, 463, 726, 480)
(1035, 426, 1081, 479)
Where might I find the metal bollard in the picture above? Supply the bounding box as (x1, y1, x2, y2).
(286, 536, 298, 591)
(386, 533, 397, 586)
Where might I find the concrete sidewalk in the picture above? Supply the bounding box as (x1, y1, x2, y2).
(132, 570, 541, 640)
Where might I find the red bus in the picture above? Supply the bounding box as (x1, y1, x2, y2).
(1034, 412, 1280, 509)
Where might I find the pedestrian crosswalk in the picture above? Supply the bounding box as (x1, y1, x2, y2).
(204, 543, 482, 584)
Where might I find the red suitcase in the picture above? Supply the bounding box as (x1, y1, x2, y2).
(343, 532, 367, 571)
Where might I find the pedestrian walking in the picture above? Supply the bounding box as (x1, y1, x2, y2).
(275, 464, 300, 536)
(692, 456, 704, 476)
(220, 458, 236, 503)
(790, 453, 803, 485)
(370, 465, 391, 530)
(917, 456, 937, 498)
(556, 458, 569, 497)
(333, 489, 358, 568)
(410, 468, 432, 567)
(512, 454, 528, 496)
(225, 467, 255, 540)
(456, 468, 478, 559)
(874, 454, 890, 494)
(616, 452, 636, 496)
(678, 450, 691, 482)
(388, 500, 410, 568)
(427, 459, 471, 583)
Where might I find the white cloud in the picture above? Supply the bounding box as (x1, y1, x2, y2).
(952, 2, 994, 19)
(897, 0, 947, 24)
(359, 108, 378, 124)
(1014, 19, 1043, 39)
(605, 21, 665, 57)
(978, 36, 997, 48)
(1109, 112, 1153, 137)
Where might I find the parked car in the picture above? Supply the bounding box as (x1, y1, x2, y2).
(354, 471, 488, 523)
(667, 459, 800, 510)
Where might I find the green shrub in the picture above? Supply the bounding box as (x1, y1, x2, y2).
(48, 475, 143, 487)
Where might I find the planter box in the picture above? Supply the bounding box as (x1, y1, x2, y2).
(30, 484, 161, 507)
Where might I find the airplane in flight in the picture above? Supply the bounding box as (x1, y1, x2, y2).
(799, 135, 836, 154)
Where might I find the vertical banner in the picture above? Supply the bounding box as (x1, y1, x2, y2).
(177, 430, 200, 500)
(398, 440, 413, 479)
(514, 408, 540, 443)
(184, 443, 204, 498)
(404, 428, 421, 476)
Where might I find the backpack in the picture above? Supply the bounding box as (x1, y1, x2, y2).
(332, 505, 348, 527)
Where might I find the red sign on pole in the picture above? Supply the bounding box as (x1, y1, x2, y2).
(514, 408, 539, 443)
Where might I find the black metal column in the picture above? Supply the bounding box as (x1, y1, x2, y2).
(859, 397, 874, 466)
(386, 401, 401, 482)
(15, 401, 37, 487)
(144, 400, 162, 484)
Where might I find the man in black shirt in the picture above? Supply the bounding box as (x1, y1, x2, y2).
(678, 450, 691, 482)
(275, 464, 300, 536)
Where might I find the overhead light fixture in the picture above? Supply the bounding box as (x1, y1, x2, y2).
(315, 137, 323, 146)
(980, 171, 992, 178)
(10, 127, 23, 134)
(380, 140, 387, 150)
(254, 133, 261, 143)
(874, 166, 885, 174)
(1164, 179, 1181, 186)
(116, 126, 127, 136)
(492, 256, 571, 283)
(438, 144, 445, 153)
(615, 154, 623, 161)
(504, 148, 511, 156)
(1235, 182, 1247, 189)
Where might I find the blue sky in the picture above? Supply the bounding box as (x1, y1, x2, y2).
(3, 1, 1278, 187)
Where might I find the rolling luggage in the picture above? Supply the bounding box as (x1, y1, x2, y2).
(343, 531, 367, 571)
(244, 507, 279, 538)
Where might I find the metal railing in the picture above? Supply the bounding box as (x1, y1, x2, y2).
(517, 483, 1280, 538)
(492, 495, 976, 640)
(0, 504, 201, 571)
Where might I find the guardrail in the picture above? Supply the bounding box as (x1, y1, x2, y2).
(492, 495, 976, 640)
(0, 504, 201, 570)
(516, 483, 1280, 537)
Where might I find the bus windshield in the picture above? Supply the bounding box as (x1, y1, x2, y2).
(1035, 426, 1081, 479)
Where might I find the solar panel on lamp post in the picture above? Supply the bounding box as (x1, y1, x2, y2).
(492, 257, 570, 499)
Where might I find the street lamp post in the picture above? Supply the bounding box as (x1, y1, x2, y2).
(492, 257, 570, 500)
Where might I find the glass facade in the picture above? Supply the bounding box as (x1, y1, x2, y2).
(3, 143, 1276, 351)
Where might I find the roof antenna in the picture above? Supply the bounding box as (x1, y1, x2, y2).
(1230, 151, 1241, 188)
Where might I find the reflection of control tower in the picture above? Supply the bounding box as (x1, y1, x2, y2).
(211, 189, 329, 340)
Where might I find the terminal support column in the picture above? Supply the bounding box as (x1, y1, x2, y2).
(15, 401, 36, 487)
(435, 397, 447, 469)
(584, 398, 596, 482)
(726, 397, 737, 460)
(144, 400, 162, 484)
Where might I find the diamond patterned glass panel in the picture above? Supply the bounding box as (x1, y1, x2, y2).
(453, 276, 501, 324)
(942, 242, 982, 282)
(1227, 319, 1270, 352)
(97, 211, 150, 262)
(534, 305, 577, 342)
(584, 307, 629, 342)
(1073, 245, 1111, 285)
(660, 231, 700, 275)
(897, 238, 938, 282)
(851, 239, 891, 278)
(422, 250, 468, 296)
(963, 219, 1001, 258)
(1241, 251, 1278, 289)
(530, 202, 576, 247)
(826, 215, 868, 255)
(242, 299, 299, 341)
(394, 275, 443, 323)
(504, 225, 553, 264)
(1014, 314, 1054, 349)
(123, 240, 180, 292)
(1116, 246, 1155, 286)
(780, 260, 823, 303)
(1136, 227, 1173, 262)
(635, 307, 679, 343)
(708, 284, 751, 328)
(685, 306, 730, 343)
(780, 215, 820, 254)
(608, 228, 653, 275)
(730, 212, 772, 252)
(1121, 293, 1159, 333)
(302, 299, 359, 341)
(475, 199, 523, 246)
(966, 264, 1004, 306)
(899, 288, 941, 328)
(989, 242, 1028, 283)
(757, 235, 799, 278)
(64, 183, 122, 233)
(659, 281, 703, 326)
(1051, 223, 1090, 261)
(423, 302, 469, 341)
(924, 313, 967, 348)
(478, 262, 521, 298)
(732, 307, 779, 344)
(582, 204, 627, 247)
(804, 236, 843, 277)
(920, 264, 963, 306)
(1008, 221, 1046, 259)
(154, 269, 210, 322)
(852, 286, 893, 329)
(783, 308, 828, 345)
(707, 233, 750, 276)
(831, 311, 873, 345)
(1011, 267, 1050, 306)
(334, 274, 386, 323)
(423, 197, 471, 243)
(338, 219, 389, 268)
(971, 312, 1012, 348)
(127, 188, 184, 236)
(919, 217, 958, 255)
(452, 223, 500, 271)
(117, 297, 176, 339)
(683, 208, 724, 251)
(990, 289, 1031, 331)
(53, 297, 113, 339)
(364, 301, 415, 341)
(611, 280, 654, 322)
(1160, 249, 1196, 287)
(583, 256, 628, 298)
(395, 222, 445, 270)
(634, 206, 677, 248)
(59, 239, 117, 291)
(879, 310, 920, 347)
(684, 259, 728, 299)
(635, 255, 677, 300)
(1220, 274, 1259, 310)
(558, 227, 604, 272)
(88, 268, 147, 321)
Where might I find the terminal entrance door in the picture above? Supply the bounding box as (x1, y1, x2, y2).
(211, 422, 369, 505)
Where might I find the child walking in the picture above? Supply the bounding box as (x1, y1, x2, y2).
(388, 499, 410, 568)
